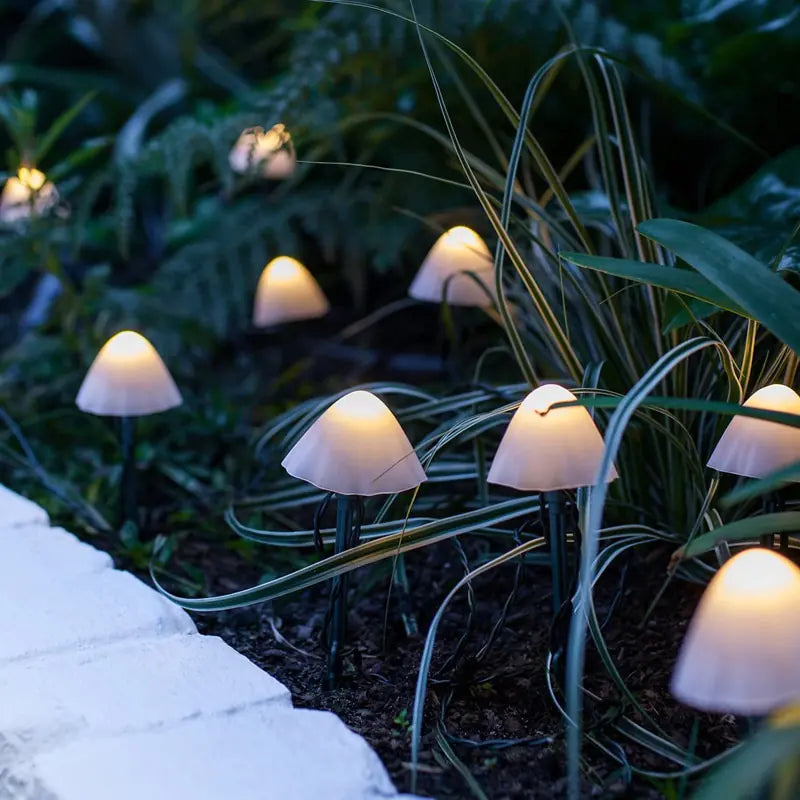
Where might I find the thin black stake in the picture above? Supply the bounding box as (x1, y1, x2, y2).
(544, 490, 568, 616)
(761, 493, 776, 550)
(328, 493, 359, 688)
(119, 416, 138, 529)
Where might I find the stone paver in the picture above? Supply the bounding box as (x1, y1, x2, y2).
(0, 484, 49, 527)
(0, 484, 426, 799)
(31, 708, 397, 800)
(0, 568, 195, 664)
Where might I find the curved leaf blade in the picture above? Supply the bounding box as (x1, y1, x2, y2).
(638, 218, 800, 353)
(561, 251, 746, 315)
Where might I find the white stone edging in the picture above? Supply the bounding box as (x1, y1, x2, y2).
(0, 483, 426, 800)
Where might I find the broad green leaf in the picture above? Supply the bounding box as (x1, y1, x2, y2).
(561, 251, 746, 315)
(700, 147, 800, 273)
(661, 294, 720, 333)
(722, 460, 800, 506)
(672, 512, 800, 562)
(638, 218, 800, 354)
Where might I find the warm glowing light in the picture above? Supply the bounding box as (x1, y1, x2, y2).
(671, 548, 800, 714)
(487, 384, 618, 492)
(408, 226, 495, 306)
(262, 148, 296, 179)
(282, 390, 427, 496)
(102, 330, 151, 359)
(229, 124, 296, 179)
(253, 256, 329, 327)
(18, 167, 46, 191)
(707, 383, 800, 479)
(0, 167, 58, 223)
(76, 330, 182, 417)
(328, 389, 392, 423)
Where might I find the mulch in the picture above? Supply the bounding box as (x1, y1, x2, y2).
(186, 536, 738, 799)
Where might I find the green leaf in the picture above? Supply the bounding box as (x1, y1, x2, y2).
(153, 495, 539, 612)
(0, 262, 30, 297)
(693, 722, 800, 800)
(561, 251, 746, 315)
(35, 90, 97, 163)
(721, 460, 800, 506)
(673, 512, 800, 561)
(638, 219, 800, 354)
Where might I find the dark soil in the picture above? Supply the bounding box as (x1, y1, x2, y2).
(184, 536, 738, 800)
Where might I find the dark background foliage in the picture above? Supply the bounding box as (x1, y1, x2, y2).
(0, 0, 797, 554)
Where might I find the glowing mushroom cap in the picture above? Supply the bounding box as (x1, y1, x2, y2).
(281, 390, 427, 496)
(76, 331, 182, 417)
(409, 226, 495, 307)
(262, 148, 296, 179)
(253, 256, 330, 327)
(229, 124, 295, 179)
(487, 384, 618, 492)
(707, 384, 800, 479)
(671, 548, 800, 714)
(0, 167, 58, 223)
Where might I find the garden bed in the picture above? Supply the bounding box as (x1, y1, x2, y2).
(186, 537, 737, 799)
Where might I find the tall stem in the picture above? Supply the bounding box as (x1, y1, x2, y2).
(119, 416, 138, 529)
(761, 494, 776, 550)
(545, 490, 568, 616)
(328, 494, 357, 688)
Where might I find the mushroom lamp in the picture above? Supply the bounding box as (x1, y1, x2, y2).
(708, 383, 800, 549)
(708, 384, 800, 479)
(282, 390, 426, 684)
(487, 384, 618, 615)
(409, 226, 495, 307)
(253, 256, 329, 327)
(229, 124, 296, 179)
(0, 167, 58, 223)
(76, 331, 182, 528)
(671, 548, 800, 715)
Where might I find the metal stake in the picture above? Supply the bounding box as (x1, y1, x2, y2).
(544, 490, 568, 617)
(119, 416, 138, 529)
(761, 493, 777, 550)
(328, 493, 358, 688)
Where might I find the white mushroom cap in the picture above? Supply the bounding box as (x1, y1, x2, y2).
(262, 148, 296, 179)
(281, 390, 427, 496)
(0, 167, 58, 223)
(229, 124, 295, 179)
(409, 226, 495, 307)
(707, 384, 800, 479)
(487, 384, 618, 492)
(76, 331, 182, 417)
(253, 256, 329, 327)
(671, 548, 800, 715)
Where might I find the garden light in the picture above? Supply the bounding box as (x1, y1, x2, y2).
(229, 123, 296, 179)
(76, 330, 182, 529)
(488, 384, 617, 615)
(708, 383, 800, 550)
(671, 548, 800, 715)
(282, 389, 426, 685)
(0, 166, 58, 223)
(282, 389, 427, 496)
(252, 256, 330, 327)
(708, 384, 800, 479)
(409, 226, 495, 307)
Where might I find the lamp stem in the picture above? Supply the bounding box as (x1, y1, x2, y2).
(761, 494, 776, 550)
(775, 494, 790, 555)
(119, 416, 138, 530)
(328, 493, 358, 689)
(544, 490, 568, 617)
